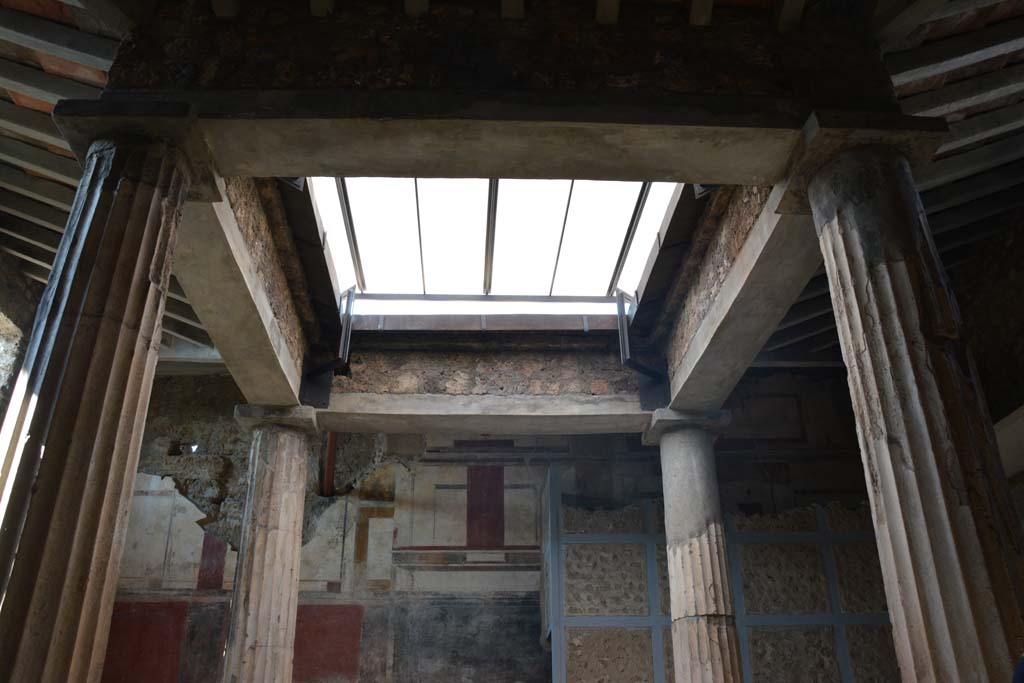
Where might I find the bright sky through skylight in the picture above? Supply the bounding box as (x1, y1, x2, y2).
(309, 177, 681, 314)
(418, 178, 488, 294)
(491, 179, 573, 295)
(550, 180, 643, 296)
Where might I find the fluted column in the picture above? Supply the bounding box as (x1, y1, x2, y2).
(645, 409, 740, 683)
(809, 145, 1024, 680)
(223, 405, 317, 683)
(0, 140, 190, 682)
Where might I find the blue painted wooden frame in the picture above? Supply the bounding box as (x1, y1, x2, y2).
(724, 505, 890, 683)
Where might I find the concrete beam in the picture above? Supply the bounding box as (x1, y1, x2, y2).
(0, 8, 118, 71)
(321, 392, 649, 435)
(176, 177, 303, 406)
(667, 182, 822, 412)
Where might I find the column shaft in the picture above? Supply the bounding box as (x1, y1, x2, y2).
(0, 140, 190, 682)
(222, 422, 310, 683)
(809, 145, 1024, 679)
(660, 428, 741, 683)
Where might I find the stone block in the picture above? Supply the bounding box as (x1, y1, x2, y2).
(562, 504, 644, 534)
(846, 623, 899, 681)
(564, 544, 647, 616)
(741, 543, 829, 614)
(750, 625, 839, 682)
(834, 541, 888, 613)
(566, 628, 654, 683)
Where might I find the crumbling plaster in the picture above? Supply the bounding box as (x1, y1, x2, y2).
(140, 375, 422, 548)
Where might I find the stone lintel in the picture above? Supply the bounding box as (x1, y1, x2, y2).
(235, 404, 319, 433)
(642, 408, 730, 446)
(777, 109, 948, 214)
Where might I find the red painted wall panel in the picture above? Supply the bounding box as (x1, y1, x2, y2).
(293, 604, 364, 683)
(102, 601, 187, 683)
(466, 466, 504, 548)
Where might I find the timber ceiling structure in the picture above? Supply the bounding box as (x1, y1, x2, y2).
(0, 0, 1021, 370)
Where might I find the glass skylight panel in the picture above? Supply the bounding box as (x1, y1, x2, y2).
(346, 177, 422, 294)
(615, 182, 681, 296)
(550, 180, 643, 296)
(308, 177, 357, 292)
(491, 179, 572, 295)
(417, 178, 489, 295)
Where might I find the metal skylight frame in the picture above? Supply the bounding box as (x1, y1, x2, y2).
(321, 177, 673, 307)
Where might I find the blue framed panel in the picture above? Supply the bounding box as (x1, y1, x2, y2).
(545, 466, 670, 683)
(724, 505, 890, 683)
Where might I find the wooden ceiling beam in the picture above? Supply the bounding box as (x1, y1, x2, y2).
(0, 8, 117, 71)
(887, 17, 1024, 85)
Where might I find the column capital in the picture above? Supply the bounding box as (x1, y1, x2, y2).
(234, 404, 319, 434)
(642, 408, 730, 446)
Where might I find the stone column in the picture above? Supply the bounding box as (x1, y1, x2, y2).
(808, 145, 1024, 679)
(0, 140, 190, 682)
(222, 405, 317, 683)
(645, 409, 740, 683)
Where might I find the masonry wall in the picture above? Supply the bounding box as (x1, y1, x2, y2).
(0, 250, 41, 421)
(106, 368, 891, 682)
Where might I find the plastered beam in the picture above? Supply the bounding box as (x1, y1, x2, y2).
(176, 177, 302, 406)
(321, 393, 649, 435)
(668, 182, 821, 412)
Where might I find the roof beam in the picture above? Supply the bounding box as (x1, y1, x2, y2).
(915, 131, 1024, 190)
(0, 137, 79, 186)
(0, 232, 54, 269)
(0, 8, 118, 71)
(936, 102, 1024, 156)
(920, 158, 1024, 214)
(875, 0, 946, 51)
(690, 0, 713, 26)
(667, 182, 822, 412)
(0, 59, 100, 105)
(901, 62, 1024, 116)
(930, 0, 1003, 22)
(928, 183, 1024, 235)
(18, 260, 50, 285)
(161, 317, 214, 348)
(0, 211, 61, 252)
(887, 17, 1024, 86)
(0, 189, 68, 233)
(0, 101, 70, 151)
(482, 178, 498, 295)
(0, 164, 75, 211)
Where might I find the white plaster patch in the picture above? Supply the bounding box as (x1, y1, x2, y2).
(366, 516, 395, 581)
